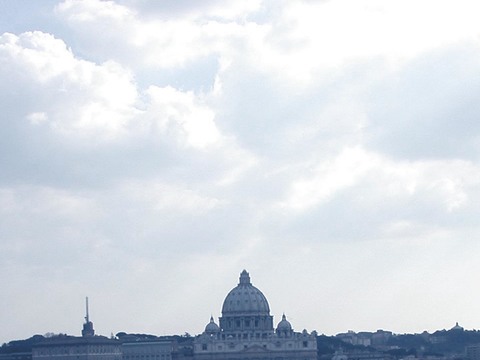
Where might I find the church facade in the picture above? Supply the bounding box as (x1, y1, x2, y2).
(193, 270, 317, 360)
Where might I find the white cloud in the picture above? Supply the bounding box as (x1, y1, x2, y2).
(283, 147, 379, 211)
(27, 112, 49, 125)
(145, 86, 221, 148)
(223, 0, 480, 85)
(0, 31, 77, 82)
(2, 186, 100, 222)
(51, 0, 480, 89)
(3, 0, 480, 344)
(278, 147, 480, 246)
(117, 180, 224, 213)
(0, 31, 140, 141)
(56, 0, 133, 22)
(55, 0, 217, 68)
(116, 0, 262, 20)
(0, 30, 226, 148)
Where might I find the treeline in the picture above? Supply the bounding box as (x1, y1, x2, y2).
(1, 335, 46, 354)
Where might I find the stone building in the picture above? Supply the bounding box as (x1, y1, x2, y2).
(32, 336, 122, 360)
(194, 270, 317, 360)
(121, 340, 173, 360)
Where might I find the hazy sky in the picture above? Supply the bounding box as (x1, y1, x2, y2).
(2, 0, 480, 344)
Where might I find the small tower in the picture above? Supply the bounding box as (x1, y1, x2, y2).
(82, 297, 95, 337)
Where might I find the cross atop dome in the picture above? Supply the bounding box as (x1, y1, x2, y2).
(239, 269, 251, 285)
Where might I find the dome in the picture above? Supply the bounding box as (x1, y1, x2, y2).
(221, 270, 270, 316)
(205, 316, 220, 334)
(276, 314, 292, 332)
(451, 322, 464, 331)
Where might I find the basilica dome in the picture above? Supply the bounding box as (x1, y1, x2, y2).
(221, 270, 270, 316)
(195, 270, 318, 360)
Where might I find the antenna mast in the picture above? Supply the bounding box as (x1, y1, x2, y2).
(85, 296, 89, 323)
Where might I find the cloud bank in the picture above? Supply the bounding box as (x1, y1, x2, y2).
(1, 0, 480, 343)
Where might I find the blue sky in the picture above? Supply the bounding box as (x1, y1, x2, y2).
(1, 0, 480, 343)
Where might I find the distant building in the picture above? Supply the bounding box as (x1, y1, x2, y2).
(121, 341, 173, 360)
(371, 330, 392, 347)
(32, 336, 121, 360)
(0, 352, 32, 360)
(116, 335, 193, 360)
(336, 331, 371, 347)
(339, 349, 393, 360)
(32, 298, 121, 360)
(193, 270, 317, 360)
(336, 330, 393, 349)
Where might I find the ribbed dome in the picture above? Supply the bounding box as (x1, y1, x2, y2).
(221, 270, 270, 315)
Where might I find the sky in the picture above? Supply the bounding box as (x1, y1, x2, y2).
(1, 0, 480, 344)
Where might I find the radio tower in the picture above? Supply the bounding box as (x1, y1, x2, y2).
(81, 297, 95, 337)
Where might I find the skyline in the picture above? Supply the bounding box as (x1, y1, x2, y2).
(2, 274, 475, 343)
(2, 0, 480, 344)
